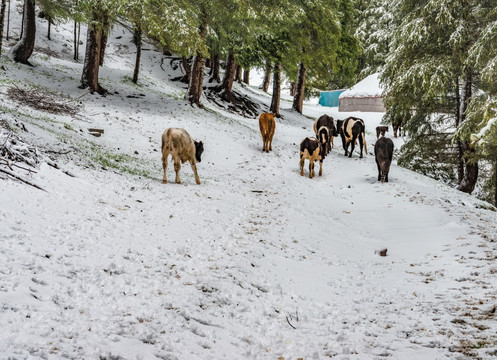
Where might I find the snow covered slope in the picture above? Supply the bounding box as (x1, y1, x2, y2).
(1, 8, 497, 360)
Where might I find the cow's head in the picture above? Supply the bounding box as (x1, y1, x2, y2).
(194, 141, 204, 163)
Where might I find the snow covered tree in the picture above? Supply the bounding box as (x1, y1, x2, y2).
(383, 0, 492, 195)
(355, 0, 396, 77)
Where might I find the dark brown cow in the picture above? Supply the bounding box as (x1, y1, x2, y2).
(392, 118, 402, 138)
(161, 128, 204, 185)
(299, 137, 325, 178)
(376, 125, 388, 139)
(374, 137, 394, 183)
(258, 112, 276, 152)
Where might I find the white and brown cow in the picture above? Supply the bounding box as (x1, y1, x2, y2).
(300, 137, 325, 179)
(161, 128, 204, 185)
(336, 116, 368, 158)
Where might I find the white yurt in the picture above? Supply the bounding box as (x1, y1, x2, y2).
(338, 73, 386, 112)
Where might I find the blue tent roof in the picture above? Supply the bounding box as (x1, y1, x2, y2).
(319, 90, 346, 107)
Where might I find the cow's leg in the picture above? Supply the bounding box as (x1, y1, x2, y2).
(341, 135, 348, 156)
(349, 136, 357, 158)
(190, 161, 201, 185)
(385, 173, 389, 183)
(162, 150, 169, 184)
(173, 157, 181, 184)
(319, 160, 323, 176)
(330, 136, 334, 149)
(309, 161, 314, 178)
(358, 134, 364, 158)
(300, 156, 305, 176)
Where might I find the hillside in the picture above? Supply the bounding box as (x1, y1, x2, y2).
(1, 12, 497, 360)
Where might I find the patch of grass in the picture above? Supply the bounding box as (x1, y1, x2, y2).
(89, 147, 155, 178)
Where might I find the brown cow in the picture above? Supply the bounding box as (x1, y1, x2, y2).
(376, 125, 389, 139)
(161, 128, 204, 185)
(258, 112, 276, 153)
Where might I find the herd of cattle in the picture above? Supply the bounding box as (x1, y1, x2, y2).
(160, 112, 394, 185)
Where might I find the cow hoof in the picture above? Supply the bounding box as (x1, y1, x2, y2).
(162, 180, 167, 184)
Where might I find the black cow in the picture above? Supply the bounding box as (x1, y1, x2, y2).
(337, 117, 368, 158)
(374, 137, 394, 183)
(299, 137, 325, 178)
(376, 125, 388, 139)
(313, 114, 338, 153)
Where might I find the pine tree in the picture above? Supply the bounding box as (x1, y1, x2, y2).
(355, 0, 396, 77)
(383, 0, 491, 195)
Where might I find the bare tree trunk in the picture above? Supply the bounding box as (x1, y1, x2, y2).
(11, 0, 35, 66)
(218, 52, 236, 102)
(185, 7, 207, 106)
(18, 0, 24, 40)
(180, 56, 191, 83)
(454, 77, 464, 184)
(292, 62, 306, 113)
(132, 25, 142, 84)
(80, 8, 106, 95)
(457, 70, 478, 194)
(205, 56, 211, 69)
(73, 20, 79, 60)
(290, 82, 296, 96)
(6, 0, 9, 41)
(494, 161, 497, 206)
(209, 54, 220, 83)
(47, 15, 51, 40)
(0, 0, 7, 54)
(270, 62, 281, 117)
(235, 64, 242, 82)
(243, 68, 250, 85)
(261, 59, 271, 92)
(99, 14, 110, 66)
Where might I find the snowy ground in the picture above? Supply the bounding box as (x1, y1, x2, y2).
(1, 7, 497, 360)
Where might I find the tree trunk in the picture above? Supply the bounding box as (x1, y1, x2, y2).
(270, 62, 281, 117)
(80, 8, 106, 95)
(99, 14, 110, 67)
(205, 56, 211, 69)
(18, 0, 24, 40)
(10, 0, 35, 66)
(185, 7, 207, 106)
(494, 161, 497, 206)
(261, 59, 271, 92)
(180, 56, 191, 83)
(6, 0, 9, 41)
(47, 15, 51, 40)
(454, 77, 464, 184)
(292, 62, 306, 113)
(235, 64, 242, 82)
(209, 53, 220, 83)
(0, 0, 7, 55)
(457, 70, 478, 194)
(132, 25, 142, 84)
(73, 20, 79, 61)
(290, 82, 296, 96)
(243, 68, 250, 85)
(218, 52, 236, 102)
